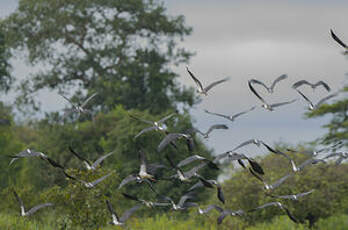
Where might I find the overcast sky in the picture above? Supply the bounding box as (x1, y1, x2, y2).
(1, 0, 347, 156)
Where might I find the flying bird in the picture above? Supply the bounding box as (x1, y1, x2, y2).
(295, 89, 337, 111)
(292, 80, 330, 92)
(217, 209, 245, 225)
(186, 66, 229, 96)
(60, 92, 97, 118)
(157, 133, 194, 152)
(248, 202, 298, 223)
(118, 150, 166, 189)
(249, 168, 293, 191)
(66, 171, 114, 188)
(248, 80, 296, 111)
(198, 204, 223, 215)
(160, 192, 198, 211)
(106, 200, 141, 226)
(13, 190, 53, 217)
(69, 146, 114, 171)
(330, 29, 348, 55)
(268, 190, 315, 201)
(197, 176, 225, 204)
(130, 113, 176, 139)
(176, 154, 219, 170)
(204, 106, 256, 122)
(122, 193, 171, 208)
(231, 139, 263, 152)
(190, 124, 228, 138)
(248, 75, 288, 94)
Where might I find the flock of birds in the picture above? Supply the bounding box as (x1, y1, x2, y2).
(3, 29, 348, 228)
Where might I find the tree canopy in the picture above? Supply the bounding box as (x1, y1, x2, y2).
(1, 0, 196, 113)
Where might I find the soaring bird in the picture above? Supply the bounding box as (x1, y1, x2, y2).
(118, 150, 166, 189)
(268, 190, 315, 201)
(204, 106, 256, 122)
(217, 209, 245, 225)
(295, 89, 337, 111)
(13, 190, 53, 217)
(106, 200, 140, 226)
(248, 202, 298, 223)
(68, 146, 114, 171)
(197, 204, 223, 215)
(190, 124, 228, 138)
(122, 193, 171, 208)
(248, 75, 288, 94)
(65, 171, 114, 188)
(186, 66, 229, 96)
(330, 29, 348, 55)
(157, 133, 194, 152)
(248, 80, 296, 111)
(130, 113, 176, 139)
(160, 192, 198, 211)
(60, 92, 97, 118)
(292, 80, 330, 92)
(166, 155, 205, 182)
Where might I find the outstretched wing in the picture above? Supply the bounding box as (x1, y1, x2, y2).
(204, 77, 229, 92)
(269, 173, 293, 190)
(248, 80, 267, 104)
(118, 174, 137, 189)
(129, 114, 153, 125)
(92, 151, 114, 168)
(13, 190, 24, 212)
(331, 29, 347, 48)
(177, 155, 206, 168)
(106, 200, 119, 223)
(186, 66, 204, 92)
(295, 89, 313, 106)
(134, 126, 157, 139)
(205, 124, 228, 136)
(315, 92, 337, 108)
(270, 74, 288, 91)
(120, 204, 141, 223)
(81, 93, 98, 108)
(231, 106, 256, 120)
(248, 79, 269, 92)
(270, 99, 297, 108)
(313, 81, 330, 92)
(204, 109, 230, 120)
(68, 146, 91, 167)
(158, 133, 181, 152)
(292, 80, 312, 89)
(158, 113, 176, 124)
(90, 172, 113, 187)
(26, 203, 53, 216)
(232, 139, 259, 151)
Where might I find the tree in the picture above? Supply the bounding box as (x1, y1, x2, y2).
(0, 31, 12, 93)
(2, 0, 196, 114)
(306, 86, 348, 147)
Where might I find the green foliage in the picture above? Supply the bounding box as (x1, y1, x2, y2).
(305, 85, 348, 147)
(2, 0, 197, 113)
(0, 30, 12, 93)
(220, 152, 348, 228)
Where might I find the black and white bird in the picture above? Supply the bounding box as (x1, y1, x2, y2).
(166, 155, 204, 182)
(69, 146, 114, 171)
(13, 190, 53, 217)
(8, 149, 64, 169)
(295, 89, 337, 111)
(186, 66, 229, 96)
(190, 124, 228, 139)
(197, 176, 225, 204)
(118, 150, 166, 189)
(213, 151, 264, 175)
(248, 75, 288, 94)
(106, 200, 141, 226)
(65, 171, 114, 188)
(248, 202, 298, 223)
(248, 80, 296, 111)
(130, 113, 176, 139)
(160, 192, 198, 211)
(122, 193, 171, 208)
(157, 133, 194, 152)
(323, 151, 348, 165)
(198, 204, 223, 215)
(60, 92, 97, 118)
(330, 29, 348, 55)
(268, 190, 314, 201)
(292, 80, 331, 92)
(249, 168, 293, 191)
(204, 106, 256, 122)
(217, 209, 245, 225)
